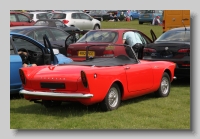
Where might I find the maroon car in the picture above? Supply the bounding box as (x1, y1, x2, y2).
(66, 29, 154, 61)
(10, 12, 35, 27)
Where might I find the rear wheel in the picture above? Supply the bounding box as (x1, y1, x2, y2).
(139, 21, 143, 24)
(155, 72, 170, 97)
(93, 24, 100, 30)
(100, 84, 121, 111)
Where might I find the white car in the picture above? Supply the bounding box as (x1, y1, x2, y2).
(51, 11, 101, 30)
(25, 11, 52, 22)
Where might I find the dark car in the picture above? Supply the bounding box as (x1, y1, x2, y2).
(34, 19, 81, 35)
(10, 26, 71, 56)
(143, 27, 190, 78)
(10, 12, 35, 27)
(88, 10, 110, 21)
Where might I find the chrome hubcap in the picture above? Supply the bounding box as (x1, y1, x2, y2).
(108, 87, 118, 108)
(161, 77, 169, 94)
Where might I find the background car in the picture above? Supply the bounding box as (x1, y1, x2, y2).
(143, 27, 190, 78)
(88, 10, 110, 21)
(24, 11, 52, 22)
(51, 11, 101, 30)
(10, 26, 72, 56)
(117, 10, 140, 21)
(139, 10, 163, 24)
(10, 32, 73, 94)
(19, 44, 176, 111)
(66, 29, 154, 61)
(34, 19, 81, 35)
(10, 12, 35, 27)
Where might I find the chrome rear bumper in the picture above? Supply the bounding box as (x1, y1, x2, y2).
(19, 89, 93, 98)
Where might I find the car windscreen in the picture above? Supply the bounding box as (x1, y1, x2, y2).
(77, 31, 117, 43)
(10, 28, 27, 34)
(51, 13, 66, 19)
(156, 29, 190, 42)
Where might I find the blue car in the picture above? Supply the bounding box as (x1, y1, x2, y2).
(117, 10, 140, 21)
(139, 10, 163, 24)
(10, 32, 73, 94)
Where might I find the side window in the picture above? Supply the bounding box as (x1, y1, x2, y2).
(55, 21, 64, 27)
(17, 14, 30, 22)
(79, 13, 91, 20)
(50, 29, 69, 41)
(71, 13, 80, 19)
(33, 29, 53, 42)
(10, 14, 17, 22)
(12, 37, 42, 53)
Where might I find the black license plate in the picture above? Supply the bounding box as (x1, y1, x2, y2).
(40, 83, 65, 89)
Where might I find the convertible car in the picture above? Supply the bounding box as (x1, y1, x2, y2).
(19, 44, 176, 111)
(10, 33, 73, 94)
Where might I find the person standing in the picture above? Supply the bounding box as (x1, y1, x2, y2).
(152, 16, 161, 25)
(123, 31, 143, 58)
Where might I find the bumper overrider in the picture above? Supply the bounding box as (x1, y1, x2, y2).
(19, 89, 93, 98)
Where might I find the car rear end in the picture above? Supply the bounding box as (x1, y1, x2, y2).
(139, 10, 163, 24)
(51, 12, 70, 25)
(143, 43, 190, 77)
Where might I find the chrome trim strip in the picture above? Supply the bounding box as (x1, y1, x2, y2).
(19, 89, 93, 98)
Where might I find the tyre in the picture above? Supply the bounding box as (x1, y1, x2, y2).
(42, 100, 62, 108)
(93, 24, 100, 30)
(139, 21, 143, 24)
(100, 84, 121, 111)
(155, 72, 170, 97)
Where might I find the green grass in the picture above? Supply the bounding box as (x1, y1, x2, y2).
(10, 20, 190, 129)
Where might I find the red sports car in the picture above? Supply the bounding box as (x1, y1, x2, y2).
(19, 44, 176, 111)
(66, 29, 154, 61)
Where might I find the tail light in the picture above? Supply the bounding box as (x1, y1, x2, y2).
(178, 49, 190, 56)
(178, 49, 190, 53)
(143, 48, 156, 53)
(63, 20, 69, 24)
(19, 69, 26, 84)
(67, 48, 72, 56)
(81, 71, 88, 88)
(103, 50, 114, 57)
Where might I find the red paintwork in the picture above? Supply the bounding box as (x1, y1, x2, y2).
(10, 12, 35, 27)
(68, 29, 153, 61)
(20, 60, 175, 106)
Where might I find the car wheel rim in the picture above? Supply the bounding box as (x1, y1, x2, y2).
(161, 77, 169, 95)
(108, 87, 118, 108)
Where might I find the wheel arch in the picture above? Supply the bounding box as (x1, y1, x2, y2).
(112, 81, 124, 98)
(164, 69, 172, 81)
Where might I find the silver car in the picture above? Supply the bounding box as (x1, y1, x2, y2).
(51, 11, 101, 30)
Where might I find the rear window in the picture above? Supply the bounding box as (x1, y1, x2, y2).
(77, 31, 117, 43)
(36, 13, 49, 20)
(34, 21, 49, 26)
(51, 13, 66, 19)
(156, 30, 190, 42)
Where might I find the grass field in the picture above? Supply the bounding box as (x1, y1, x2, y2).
(10, 20, 190, 129)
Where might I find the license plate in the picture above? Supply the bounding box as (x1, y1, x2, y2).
(78, 51, 95, 57)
